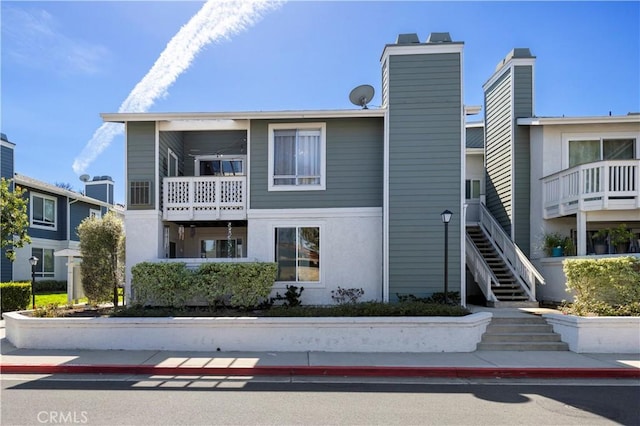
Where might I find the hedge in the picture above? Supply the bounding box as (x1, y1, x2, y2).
(1, 282, 31, 313)
(33, 280, 67, 293)
(131, 262, 277, 309)
(563, 256, 640, 316)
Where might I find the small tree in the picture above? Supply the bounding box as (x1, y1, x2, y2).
(77, 212, 125, 306)
(0, 178, 31, 261)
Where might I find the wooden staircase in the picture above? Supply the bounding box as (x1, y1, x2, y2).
(477, 315, 569, 351)
(466, 226, 532, 304)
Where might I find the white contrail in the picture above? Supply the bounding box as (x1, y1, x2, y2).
(72, 0, 282, 174)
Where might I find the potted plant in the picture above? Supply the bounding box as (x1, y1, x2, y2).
(562, 236, 576, 256)
(543, 232, 567, 257)
(592, 229, 609, 255)
(609, 224, 634, 254)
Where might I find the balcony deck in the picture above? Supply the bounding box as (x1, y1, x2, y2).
(163, 176, 246, 221)
(542, 160, 640, 219)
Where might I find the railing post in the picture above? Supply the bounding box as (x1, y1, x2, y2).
(215, 179, 221, 219)
(602, 163, 609, 209)
(189, 179, 195, 219)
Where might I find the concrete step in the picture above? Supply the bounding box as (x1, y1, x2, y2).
(477, 341, 570, 351)
(481, 332, 562, 343)
(489, 301, 539, 308)
(490, 316, 547, 324)
(486, 324, 553, 333)
(478, 313, 570, 351)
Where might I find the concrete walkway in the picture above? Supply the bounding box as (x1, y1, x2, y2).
(2, 316, 639, 379)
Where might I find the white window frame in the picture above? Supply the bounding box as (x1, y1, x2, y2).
(268, 122, 327, 191)
(273, 224, 322, 286)
(199, 237, 243, 258)
(194, 155, 246, 177)
(562, 131, 639, 169)
(31, 247, 55, 278)
(30, 192, 57, 231)
(465, 179, 481, 200)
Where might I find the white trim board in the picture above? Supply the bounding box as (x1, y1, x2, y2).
(247, 207, 382, 220)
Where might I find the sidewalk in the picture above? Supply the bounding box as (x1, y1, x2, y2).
(2, 320, 639, 379)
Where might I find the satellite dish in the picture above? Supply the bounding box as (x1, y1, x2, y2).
(79, 174, 90, 182)
(349, 84, 375, 109)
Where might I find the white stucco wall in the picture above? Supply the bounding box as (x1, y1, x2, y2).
(544, 313, 640, 353)
(3, 312, 491, 353)
(247, 208, 383, 305)
(124, 210, 164, 299)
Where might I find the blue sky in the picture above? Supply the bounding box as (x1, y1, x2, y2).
(2, 1, 639, 204)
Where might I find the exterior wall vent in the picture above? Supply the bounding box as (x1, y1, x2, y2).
(426, 32, 452, 43)
(396, 33, 420, 44)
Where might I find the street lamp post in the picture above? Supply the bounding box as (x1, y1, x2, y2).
(440, 210, 452, 304)
(28, 256, 39, 309)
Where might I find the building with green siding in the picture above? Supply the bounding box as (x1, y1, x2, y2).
(103, 32, 639, 307)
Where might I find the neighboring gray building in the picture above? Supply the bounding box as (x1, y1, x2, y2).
(0, 135, 120, 283)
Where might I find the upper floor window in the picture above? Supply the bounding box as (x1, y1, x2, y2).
(569, 138, 636, 168)
(268, 123, 326, 191)
(31, 193, 57, 230)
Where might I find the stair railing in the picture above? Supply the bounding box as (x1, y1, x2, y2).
(465, 234, 499, 303)
(478, 204, 545, 301)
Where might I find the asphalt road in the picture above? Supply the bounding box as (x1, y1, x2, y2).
(2, 375, 639, 426)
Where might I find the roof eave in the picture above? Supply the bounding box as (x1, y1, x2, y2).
(101, 109, 387, 123)
(13, 174, 112, 208)
(517, 115, 640, 126)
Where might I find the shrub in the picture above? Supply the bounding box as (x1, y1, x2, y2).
(396, 292, 461, 305)
(1, 281, 31, 313)
(197, 262, 277, 309)
(265, 301, 469, 317)
(272, 285, 305, 307)
(78, 212, 125, 306)
(563, 256, 640, 316)
(131, 261, 277, 309)
(32, 303, 65, 318)
(131, 262, 193, 307)
(33, 280, 67, 293)
(331, 287, 364, 304)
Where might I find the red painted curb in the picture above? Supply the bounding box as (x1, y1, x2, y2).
(2, 364, 639, 379)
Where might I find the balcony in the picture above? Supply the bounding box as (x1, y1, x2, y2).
(542, 160, 640, 219)
(163, 176, 246, 221)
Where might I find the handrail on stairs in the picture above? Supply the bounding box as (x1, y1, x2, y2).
(465, 234, 499, 303)
(478, 204, 545, 301)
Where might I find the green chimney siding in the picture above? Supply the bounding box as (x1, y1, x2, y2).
(513, 65, 533, 254)
(485, 69, 513, 235)
(126, 121, 156, 210)
(249, 118, 384, 210)
(386, 52, 463, 299)
(484, 64, 534, 255)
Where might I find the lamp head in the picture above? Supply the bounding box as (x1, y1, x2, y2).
(441, 209, 453, 224)
(28, 256, 39, 266)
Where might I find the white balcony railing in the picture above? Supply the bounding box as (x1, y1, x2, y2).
(542, 160, 640, 218)
(163, 176, 246, 221)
